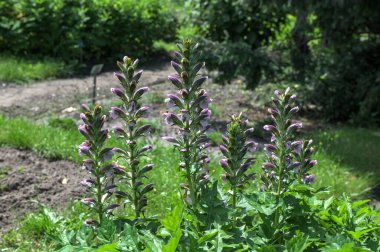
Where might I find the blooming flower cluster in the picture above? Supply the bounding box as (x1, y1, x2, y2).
(78, 104, 116, 226)
(261, 88, 317, 194)
(163, 40, 211, 209)
(109, 56, 154, 219)
(219, 114, 257, 207)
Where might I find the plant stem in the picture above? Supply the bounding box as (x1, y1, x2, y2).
(273, 110, 286, 231)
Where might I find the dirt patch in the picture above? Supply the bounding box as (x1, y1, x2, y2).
(0, 61, 172, 119)
(0, 147, 84, 233)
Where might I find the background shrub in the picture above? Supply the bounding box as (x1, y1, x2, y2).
(0, 0, 177, 61)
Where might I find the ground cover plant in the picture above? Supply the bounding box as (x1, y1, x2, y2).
(2, 40, 379, 251)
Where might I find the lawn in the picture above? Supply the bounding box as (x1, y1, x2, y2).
(0, 55, 65, 84)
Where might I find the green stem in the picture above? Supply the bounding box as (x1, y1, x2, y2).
(273, 107, 287, 231)
(183, 103, 197, 210)
(96, 173, 103, 225)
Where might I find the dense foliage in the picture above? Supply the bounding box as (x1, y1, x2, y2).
(192, 0, 380, 125)
(0, 0, 176, 61)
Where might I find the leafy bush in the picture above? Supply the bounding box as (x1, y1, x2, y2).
(0, 0, 177, 61)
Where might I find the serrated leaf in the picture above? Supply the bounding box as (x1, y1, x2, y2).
(198, 229, 218, 245)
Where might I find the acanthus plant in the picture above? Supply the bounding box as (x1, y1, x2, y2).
(261, 87, 317, 237)
(109, 56, 154, 220)
(163, 39, 211, 211)
(71, 45, 380, 250)
(219, 114, 257, 209)
(78, 104, 116, 226)
(261, 88, 317, 193)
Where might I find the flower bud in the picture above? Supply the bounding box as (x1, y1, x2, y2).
(133, 70, 143, 82)
(168, 75, 183, 89)
(220, 145, 228, 157)
(288, 123, 303, 131)
(114, 72, 125, 83)
(263, 125, 276, 132)
(220, 159, 230, 170)
(133, 87, 149, 100)
(171, 61, 182, 74)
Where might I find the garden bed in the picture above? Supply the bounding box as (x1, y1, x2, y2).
(0, 147, 83, 233)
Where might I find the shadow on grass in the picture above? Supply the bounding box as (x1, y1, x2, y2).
(310, 127, 380, 198)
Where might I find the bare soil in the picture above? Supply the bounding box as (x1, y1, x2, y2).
(0, 62, 173, 119)
(0, 147, 83, 233)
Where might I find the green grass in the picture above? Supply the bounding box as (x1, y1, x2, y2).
(153, 40, 177, 52)
(0, 55, 65, 84)
(311, 127, 380, 197)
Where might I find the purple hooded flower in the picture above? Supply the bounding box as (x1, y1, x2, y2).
(302, 174, 316, 184)
(168, 75, 183, 89)
(163, 112, 182, 126)
(111, 87, 126, 99)
(245, 141, 258, 152)
(134, 87, 149, 99)
(162, 136, 178, 144)
(113, 126, 126, 138)
(165, 98, 175, 109)
(263, 125, 276, 132)
(289, 106, 299, 114)
(78, 125, 90, 139)
(101, 149, 114, 161)
(192, 76, 208, 89)
(274, 90, 281, 98)
(288, 123, 303, 131)
(79, 141, 91, 156)
(114, 72, 125, 83)
(81, 197, 95, 206)
(109, 107, 126, 119)
(307, 160, 317, 168)
(105, 204, 119, 214)
(171, 61, 182, 74)
(80, 179, 94, 187)
(220, 145, 228, 156)
(264, 144, 276, 152)
(82, 103, 90, 112)
(220, 159, 229, 169)
(199, 92, 212, 109)
(135, 106, 150, 117)
(261, 162, 275, 169)
(268, 108, 279, 115)
(80, 113, 89, 124)
(82, 159, 94, 171)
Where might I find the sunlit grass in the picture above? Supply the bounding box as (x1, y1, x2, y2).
(0, 55, 65, 84)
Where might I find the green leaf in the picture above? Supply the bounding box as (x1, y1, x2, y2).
(347, 228, 378, 242)
(285, 233, 310, 252)
(198, 229, 218, 245)
(97, 243, 119, 252)
(162, 205, 183, 252)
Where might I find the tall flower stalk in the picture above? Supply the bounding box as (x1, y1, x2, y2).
(110, 56, 154, 219)
(163, 40, 211, 211)
(219, 114, 257, 209)
(78, 104, 116, 226)
(261, 87, 317, 230)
